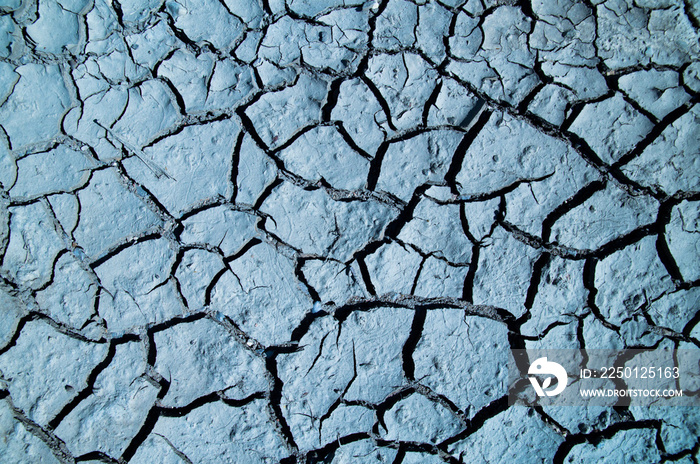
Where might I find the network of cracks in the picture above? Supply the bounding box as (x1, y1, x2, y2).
(0, 0, 700, 462)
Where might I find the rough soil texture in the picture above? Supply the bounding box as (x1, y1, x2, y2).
(0, 0, 699, 462)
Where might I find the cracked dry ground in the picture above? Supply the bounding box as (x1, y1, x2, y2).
(1, 0, 700, 462)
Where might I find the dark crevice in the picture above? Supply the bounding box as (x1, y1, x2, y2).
(366, 141, 389, 191)
(120, 405, 162, 462)
(265, 356, 300, 451)
(89, 232, 163, 269)
(322, 78, 344, 122)
(290, 311, 328, 343)
(158, 76, 188, 116)
(229, 131, 244, 203)
(334, 121, 373, 160)
(402, 307, 426, 381)
(421, 79, 443, 127)
(542, 180, 607, 242)
(7, 399, 76, 464)
(360, 75, 398, 132)
(552, 420, 662, 464)
(303, 432, 371, 463)
(253, 178, 283, 210)
(355, 255, 377, 297)
(445, 110, 492, 195)
(149, 311, 208, 335)
(75, 451, 120, 463)
(461, 244, 479, 303)
(0, 313, 33, 356)
(438, 395, 510, 447)
(656, 232, 684, 283)
(583, 257, 619, 331)
(612, 96, 699, 170)
(47, 341, 117, 430)
(524, 253, 550, 310)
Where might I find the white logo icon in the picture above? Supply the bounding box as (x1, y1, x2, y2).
(528, 357, 568, 397)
